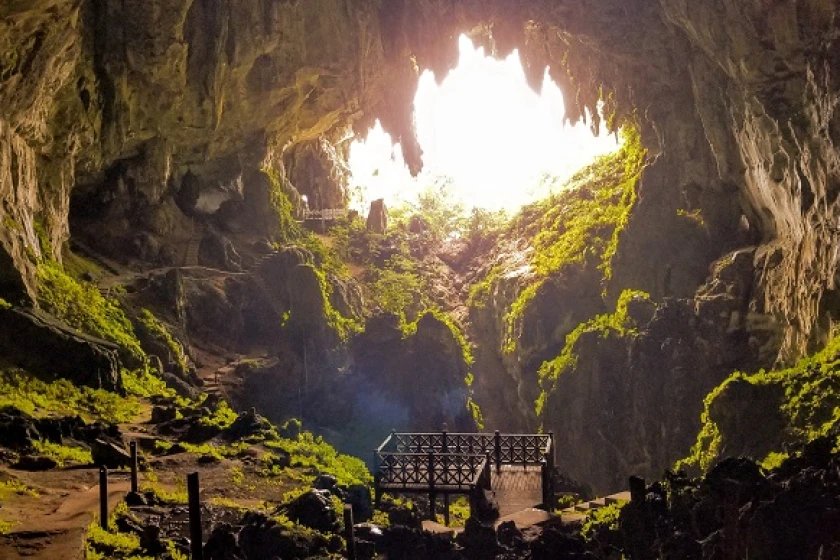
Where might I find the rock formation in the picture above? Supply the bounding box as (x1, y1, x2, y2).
(3, 0, 840, 501)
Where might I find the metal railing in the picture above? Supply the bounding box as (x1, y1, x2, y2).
(379, 431, 552, 471)
(374, 430, 556, 523)
(376, 451, 491, 491)
(302, 208, 347, 221)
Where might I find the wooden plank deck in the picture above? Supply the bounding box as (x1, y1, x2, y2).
(491, 465, 543, 517)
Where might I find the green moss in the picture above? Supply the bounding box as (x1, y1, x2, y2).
(581, 501, 625, 542)
(262, 168, 303, 243)
(33, 220, 52, 258)
(536, 290, 651, 416)
(33, 440, 92, 466)
(2, 216, 20, 232)
(61, 249, 107, 282)
(85, 503, 153, 560)
(760, 451, 789, 471)
(0, 479, 38, 499)
(466, 265, 501, 309)
(370, 261, 423, 321)
(310, 264, 364, 342)
(0, 368, 141, 423)
(0, 297, 10, 310)
(180, 441, 249, 461)
(136, 309, 189, 376)
(467, 397, 485, 430)
(264, 430, 371, 487)
(37, 261, 144, 361)
(681, 333, 840, 471)
(497, 126, 645, 354)
(121, 368, 175, 400)
(197, 399, 238, 429)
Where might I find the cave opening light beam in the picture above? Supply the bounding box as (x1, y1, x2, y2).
(348, 34, 620, 214)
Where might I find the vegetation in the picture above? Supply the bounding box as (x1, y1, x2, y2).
(0, 297, 10, 310)
(136, 309, 189, 376)
(262, 167, 303, 243)
(681, 333, 840, 471)
(85, 503, 151, 560)
(33, 440, 92, 466)
(581, 502, 625, 543)
(447, 496, 472, 526)
(0, 478, 38, 499)
(36, 261, 144, 361)
(536, 290, 651, 416)
(463, 127, 645, 354)
(264, 429, 371, 487)
(121, 368, 176, 400)
(0, 368, 141, 423)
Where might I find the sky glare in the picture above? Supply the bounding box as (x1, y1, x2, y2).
(348, 35, 620, 214)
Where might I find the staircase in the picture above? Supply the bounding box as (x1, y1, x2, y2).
(559, 491, 631, 523)
(183, 231, 202, 267)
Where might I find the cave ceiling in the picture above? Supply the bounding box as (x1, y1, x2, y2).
(1, 0, 840, 357)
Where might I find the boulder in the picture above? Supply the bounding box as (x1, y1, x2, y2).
(457, 517, 498, 560)
(0, 407, 40, 450)
(346, 484, 373, 522)
(92, 438, 131, 468)
(13, 455, 58, 471)
(285, 489, 339, 533)
(0, 307, 122, 391)
(204, 523, 244, 560)
(199, 229, 242, 272)
(366, 199, 388, 234)
(469, 486, 500, 524)
(239, 511, 329, 560)
(151, 405, 178, 424)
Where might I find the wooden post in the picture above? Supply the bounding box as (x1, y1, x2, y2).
(630, 476, 646, 503)
(547, 432, 555, 508)
(129, 441, 138, 494)
(374, 473, 383, 506)
(441, 430, 448, 453)
(548, 432, 555, 471)
(188, 472, 203, 560)
(99, 466, 108, 530)
(443, 493, 450, 526)
(541, 462, 550, 510)
(494, 431, 501, 473)
(428, 452, 436, 521)
(343, 504, 356, 560)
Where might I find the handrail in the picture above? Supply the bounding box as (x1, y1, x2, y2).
(302, 208, 347, 220)
(376, 452, 490, 489)
(380, 432, 551, 466)
(375, 432, 394, 454)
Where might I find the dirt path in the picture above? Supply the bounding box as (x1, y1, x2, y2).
(0, 468, 132, 560)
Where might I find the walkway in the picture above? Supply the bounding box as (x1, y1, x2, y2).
(374, 431, 556, 525)
(492, 465, 543, 517)
(0, 471, 131, 560)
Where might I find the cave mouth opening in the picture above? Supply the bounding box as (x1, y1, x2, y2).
(348, 35, 620, 219)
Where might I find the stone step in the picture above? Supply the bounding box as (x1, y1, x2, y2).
(494, 508, 555, 529)
(604, 491, 631, 505)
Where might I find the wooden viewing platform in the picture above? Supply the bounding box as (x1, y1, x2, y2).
(373, 431, 556, 525)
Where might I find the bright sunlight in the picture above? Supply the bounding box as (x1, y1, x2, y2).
(348, 35, 620, 214)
